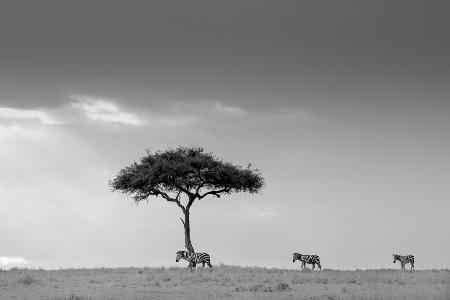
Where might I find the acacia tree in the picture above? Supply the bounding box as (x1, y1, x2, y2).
(109, 146, 264, 253)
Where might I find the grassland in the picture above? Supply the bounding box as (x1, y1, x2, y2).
(1, 266, 449, 300)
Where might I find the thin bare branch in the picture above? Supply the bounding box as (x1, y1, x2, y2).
(195, 182, 206, 197)
(175, 184, 193, 197)
(156, 189, 186, 212)
(198, 188, 231, 199)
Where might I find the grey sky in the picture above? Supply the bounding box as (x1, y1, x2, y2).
(0, 1, 449, 269)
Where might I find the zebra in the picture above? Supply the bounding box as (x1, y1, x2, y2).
(393, 254, 414, 270)
(293, 253, 321, 270)
(176, 250, 212, 272)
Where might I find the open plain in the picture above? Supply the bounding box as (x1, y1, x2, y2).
(1, 266, 449, 300)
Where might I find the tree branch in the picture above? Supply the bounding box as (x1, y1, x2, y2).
(186, 194, 196, 210)
(194, 182, 206, 198)
(174, 184, 193, 197)
(154, 188, 186, 213)
(179, 217, 185, 226)
(198, 188, 231, 199)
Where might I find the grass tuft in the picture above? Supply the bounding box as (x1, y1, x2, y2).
(18, 273, 35, 285)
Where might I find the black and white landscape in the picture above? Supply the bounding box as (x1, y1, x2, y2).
(0, 1, 449, 299)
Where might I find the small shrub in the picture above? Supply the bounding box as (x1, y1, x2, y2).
(18, 273, 35, 285)
(235, 284, 275, 293)
(152, 281, 161, 287)
(276, 282, 291, 291)
(234, 286, 247, 292)
(348, 278, 357, 284)
(249, 284, 264, 291)
(316, 278, 328, 284)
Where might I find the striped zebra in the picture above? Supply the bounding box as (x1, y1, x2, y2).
(176, 250, 212, 272)
(293, 253, 321, 270)
(393, 254, 414, 270)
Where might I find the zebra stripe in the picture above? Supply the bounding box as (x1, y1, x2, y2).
(393, 254, 415, 270)
(176, 250, 212, 272)
(293, 253, 322, 270)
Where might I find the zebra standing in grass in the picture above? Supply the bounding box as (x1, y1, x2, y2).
(393, 254, 414, 270)
(176, 250, 212, 272)
(293, 253, 322, 270)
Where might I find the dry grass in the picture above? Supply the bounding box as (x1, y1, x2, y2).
(0, 266, 449, 299)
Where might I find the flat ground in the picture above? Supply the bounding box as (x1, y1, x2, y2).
(1, 266, 449, 300)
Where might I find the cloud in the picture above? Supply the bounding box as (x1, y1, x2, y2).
(168, 101, 246, 122)
(213, 102, 245, 116)
(70, 95, 144, 126)
(0, 256, 28, 267)
(268, 107, 325, 124)
(0, 107, 57, 125)
(135, 101, 246, 129)
(158, 115, 197, 127)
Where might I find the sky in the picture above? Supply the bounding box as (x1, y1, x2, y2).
(0, 0, 449, 270)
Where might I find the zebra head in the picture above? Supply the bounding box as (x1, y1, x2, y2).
(293, 253, 301, 262)
(393, 254, 399, 263)
(176, 250, 187, 262)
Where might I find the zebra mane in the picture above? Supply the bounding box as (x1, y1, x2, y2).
(393, 254, 413, 258)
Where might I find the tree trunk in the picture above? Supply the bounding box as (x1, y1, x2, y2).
(183, 210, 195, 253)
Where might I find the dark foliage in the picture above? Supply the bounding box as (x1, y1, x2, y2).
(109, 146, 264, 204)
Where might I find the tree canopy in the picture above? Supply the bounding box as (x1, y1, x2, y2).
(109, 146, 264, 205)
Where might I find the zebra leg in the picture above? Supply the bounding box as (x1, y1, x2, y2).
(411, 261, 415, 270)
(200, 262, 205, 273)
(401, 262, 405, 270)
(190, 261, 196, 272)
(311, 263, 315, 270)
(318, 262, 322, 270)
(207, 262, 212, 272)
